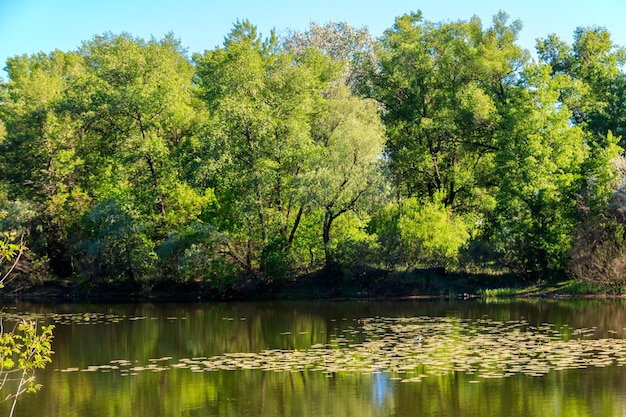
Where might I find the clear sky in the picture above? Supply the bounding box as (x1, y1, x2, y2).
(1, 0, 626, 76)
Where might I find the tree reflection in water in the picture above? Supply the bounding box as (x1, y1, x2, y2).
(2, 299, 626, 417)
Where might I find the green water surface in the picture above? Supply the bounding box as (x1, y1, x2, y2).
(2, 298, 626, 416)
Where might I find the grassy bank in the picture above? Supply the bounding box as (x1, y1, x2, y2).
(1, 266, 617, 302)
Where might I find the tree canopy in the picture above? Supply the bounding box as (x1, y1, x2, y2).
(1, 12, 626, 294)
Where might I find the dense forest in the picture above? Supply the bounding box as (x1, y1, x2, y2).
(1, 11, 626, 297)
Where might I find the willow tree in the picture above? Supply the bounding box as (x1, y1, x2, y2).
(69, 33, 204, 227)
(304, 85, 386, 268)
(193, 21, 339, 275)
(0, 33, 209, 283)
(374, 11, 528, 212)
(62, 33, 210, 283)
(194, 21, 388, 276)
(283, 21, 377, 94)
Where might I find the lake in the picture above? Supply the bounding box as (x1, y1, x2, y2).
(2, 298, 626, 416)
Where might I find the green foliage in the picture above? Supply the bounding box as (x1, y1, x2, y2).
(370, 196, 471, 269)
(72, 32, 200, 224)
(285, 209, 326, 269)
(492, 64, 588, 276)
(0, 119, 6, 143)
(1, 14, 626, 292)
(0, 33, 214, 283)
(398, 197, 470, 268)
(330, 213, 379, 276)
(578, 131, 624, 215)
(556, 279, 603, 295)
(156, 222, 240, 290)
(260, 237, 292, 281)
(477, 287, 518, 298)
(195, 22, 386, 272)
(0, 229, 54, 414)
(304, 85, 387, 267)
(538, 27, 626, 143)
(536, 28, 626, 285)
(283, 21, 377, 93)
(0, 319, 54, 413)
(194, 24, 334, 263)
(374, 11, 527, 208)
(76, 200, 156, 285)
(0, 204, 35, 286)
(0, 231, 23, 288)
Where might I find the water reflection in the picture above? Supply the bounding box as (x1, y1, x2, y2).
(2, 299, 626, 416)
(373, 372, 393, 407)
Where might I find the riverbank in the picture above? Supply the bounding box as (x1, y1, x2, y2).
(0, 266, 609, 302)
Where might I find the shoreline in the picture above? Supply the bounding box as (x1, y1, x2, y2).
(0, 268, 614, 303)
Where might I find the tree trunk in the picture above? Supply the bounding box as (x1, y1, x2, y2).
(287, 204, 305, 246)
(124, 241, 136, 285)
(144, 153, 167, 220)
(323, 211, 333, 269)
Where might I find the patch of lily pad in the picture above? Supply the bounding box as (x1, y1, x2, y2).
(0, 311, 159, 325)
(55, 315, 626, 382)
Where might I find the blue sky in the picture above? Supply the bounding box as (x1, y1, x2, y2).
(1, 0, 626, 75)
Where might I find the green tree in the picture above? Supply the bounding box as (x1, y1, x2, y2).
(196, 21, 388, 276)
(370, 196, 471, 269)
(0, 50, 87, 277)
(68, 33, 204, 228)
(303, 85, 386, 268)
(492, 64, 588, 275)
(0, 34, 207, 283)
(536, 27, 626, 283)
(76, 200, 156, 286)
(538, 27, 626, 143)
(194, 21, 339, 277)
(283, 21, 377, 94)
(373, 11, 528, 211)
(16, 33, 209, 284)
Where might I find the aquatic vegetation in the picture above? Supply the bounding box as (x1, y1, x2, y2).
(53, 315, 626, 382)
(477, 287, 518, 297)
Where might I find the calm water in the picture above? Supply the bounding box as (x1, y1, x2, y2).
(2, 298, 626, 416)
